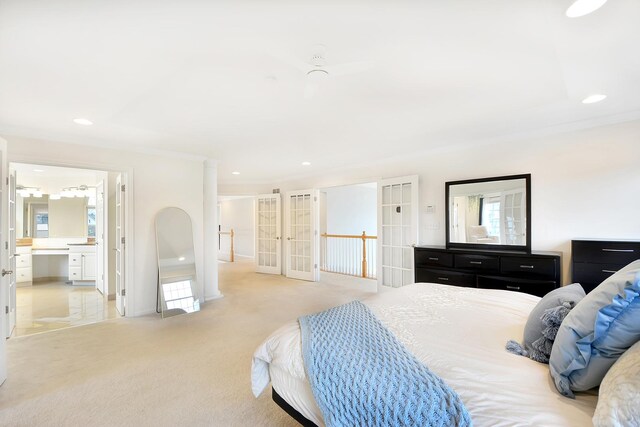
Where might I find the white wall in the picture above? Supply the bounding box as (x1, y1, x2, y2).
(5, 135, 218, 316)
(324, 184, 376, 236)
(219, 197, 255, 258)
(220, 119, 640, 284)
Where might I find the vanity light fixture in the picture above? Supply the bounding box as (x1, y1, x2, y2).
(32, 191, 43, 198)
(582, 94, 607, 104)
(73, 118, 93, 126)
(301, 161, 311, 166)
(33, 169, 44, 172)
(566, 0, 607, 17)
(232, 171, 240, 175)
(49, 194, 61, 200)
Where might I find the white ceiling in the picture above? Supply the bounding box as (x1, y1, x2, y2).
(1, 1, 639, 185)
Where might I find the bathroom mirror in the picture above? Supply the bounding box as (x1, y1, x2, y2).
(446, 174, 531, 253)
(155, 207, 200, 318)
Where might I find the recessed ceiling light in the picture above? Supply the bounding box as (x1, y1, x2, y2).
(178, 256, 186, 261)
(566, 0, 607, 18)
(33, 169, 44, 172)
(582, 94, 607, 104)
(301, 161, 311, 166)
(73, 118, 93, 126)
(232, 171, 240, 175)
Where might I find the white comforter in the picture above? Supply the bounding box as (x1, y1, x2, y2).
(252, 283, 598, 426)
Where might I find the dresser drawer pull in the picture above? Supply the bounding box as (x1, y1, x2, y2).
(506, 285, 521, 291)
(602, 248, 635, 253)
(428, 257, 439, 261)
(520, 265, 534, 269)
(469, 261, 482, 265)
(437, 277, 449, 281)
(602, 269, 618, 274)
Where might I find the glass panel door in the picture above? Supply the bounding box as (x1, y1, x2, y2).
(285, 190, 319, 281)
(255, 194, 281, 274)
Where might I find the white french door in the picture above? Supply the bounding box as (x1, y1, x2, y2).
(0, 138, 8, 385)
(6, 169, 16, 338)
(377, 175, 419, 288)
(115, 174, 125, 316)
(285, 190, 319, 282)
(95, 180, 105, 294)
(255, 194, 281, 275)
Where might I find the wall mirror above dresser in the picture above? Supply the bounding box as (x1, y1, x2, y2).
(446, 174, 531, 253)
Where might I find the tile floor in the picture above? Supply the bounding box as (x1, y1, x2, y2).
(13, 281, 118, 337)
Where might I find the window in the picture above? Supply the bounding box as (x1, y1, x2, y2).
(87, 207, 96, 237)
(481, 197, 500, 238)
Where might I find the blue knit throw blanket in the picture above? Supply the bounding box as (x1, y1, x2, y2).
(299, 301, 472, 427)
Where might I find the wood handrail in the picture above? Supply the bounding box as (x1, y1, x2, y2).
(321, 233, 377, 239)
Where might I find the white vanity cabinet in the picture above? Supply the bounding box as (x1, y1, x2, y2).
(68, 245, 97, 283)
(16, 245, 33, 283)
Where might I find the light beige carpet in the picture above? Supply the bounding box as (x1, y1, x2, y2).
(0, 260, 378, 426)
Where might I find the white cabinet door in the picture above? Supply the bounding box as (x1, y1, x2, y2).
(82, 253, 97, 280)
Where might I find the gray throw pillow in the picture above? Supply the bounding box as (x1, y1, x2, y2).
(506, 283, 585, 363)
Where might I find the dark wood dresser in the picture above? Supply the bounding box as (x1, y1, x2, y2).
(572, 239, 640, 293)
(414, 246, 561, 297)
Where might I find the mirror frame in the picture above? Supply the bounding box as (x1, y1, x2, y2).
(445, 173, 531, 253)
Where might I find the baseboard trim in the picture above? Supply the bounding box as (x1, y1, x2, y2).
(33, 276, 67, 284)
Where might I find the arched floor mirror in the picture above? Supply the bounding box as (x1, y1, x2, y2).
(155, 207, 200, 318)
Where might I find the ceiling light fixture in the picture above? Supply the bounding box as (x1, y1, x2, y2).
(232, 171, 240, 175)
(301, 161, 311, 166)
(582, 94, 607, 104)
(566, 0, 607, 17)
(73, 118, 93, 126)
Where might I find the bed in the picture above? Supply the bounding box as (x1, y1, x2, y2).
(252, 283, 598, 426)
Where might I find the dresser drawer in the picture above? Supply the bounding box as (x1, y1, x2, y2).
(477, 275, 557, 298)
(572, 262, 622, 287)
(501, 257, 557, 277)
(414, 250, 453, 268)
(572, 240, 640, 265)
(454, 254, 499, 271)
(416, 268, 475, 287)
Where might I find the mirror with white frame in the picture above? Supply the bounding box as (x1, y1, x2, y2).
(446, 174, 531, 253)
(155, 207, 200, 318)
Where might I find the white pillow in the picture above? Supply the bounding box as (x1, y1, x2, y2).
(593, 340, 640, 427)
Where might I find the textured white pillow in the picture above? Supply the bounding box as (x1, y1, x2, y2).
(593, 340, 640, 427)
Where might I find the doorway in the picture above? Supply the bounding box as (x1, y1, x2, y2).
(6, 163, 123, 337)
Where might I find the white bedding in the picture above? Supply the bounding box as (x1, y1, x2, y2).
(252, 283, 598, 426)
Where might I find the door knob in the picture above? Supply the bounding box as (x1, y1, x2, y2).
(276, 237, 280, 240)
(2, 269, 13, 277)
(287, 237, 291, 240)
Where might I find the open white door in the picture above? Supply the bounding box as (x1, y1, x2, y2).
(0, 138, 8, 385)
(255, 194, 281, 274)
(285, 190, 319, 282)
(377, 175, 419, 288)
(95, 180, 105, 294)
(6, 168, 16, 337)
(115, 174, 125, 315)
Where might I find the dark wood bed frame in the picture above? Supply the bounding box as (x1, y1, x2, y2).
(272, 387, 318, 427)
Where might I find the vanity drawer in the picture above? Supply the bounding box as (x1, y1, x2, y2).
(16, 267, 32, 283)
(501, 257, 557, 277)
(414, 250, 453, 268)
(16, 254, 32, 268)
(69, 254, 82, 266)
(69, 267, 82, 280)
(416, 268, 475, 287)
(477, 275, 557, 298)
(572, 240, 640, 265)
(454, 254, 499, 271)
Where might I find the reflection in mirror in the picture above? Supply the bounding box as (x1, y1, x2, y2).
(155, 207, 200, 318)
(447, 174, 530, 252)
